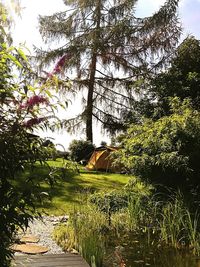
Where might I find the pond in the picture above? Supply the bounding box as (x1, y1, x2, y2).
(103, 232, 200, 267)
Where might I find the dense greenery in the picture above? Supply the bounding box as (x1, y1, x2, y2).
(114, 36, 200, 128)
(68, 139, 95, 163)
(115, 98, 200, 188)
(37, 0, 181, 141)
(1, 1, 200, 266)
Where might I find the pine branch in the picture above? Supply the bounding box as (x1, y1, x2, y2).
(93, 90, 132, 110)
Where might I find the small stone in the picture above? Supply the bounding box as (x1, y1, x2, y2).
(20, 235, 40, 243)
(11, 244, 49, 254)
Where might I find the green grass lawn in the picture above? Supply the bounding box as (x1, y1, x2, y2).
(26, 159, 131, 215)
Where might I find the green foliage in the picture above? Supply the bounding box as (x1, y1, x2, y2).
(150, 36, 200, 116)
(115, 98, 200, 188)
(90, 191, 128, 214)
(53, 185, 200, 266)
(90, 190, 128, 226)
(119, 37, 200, 124)
(158, 192, 200, 254)
(0, 128, 52, 265)
(90, 177, 152, 226)
(69, 139, 95, 163)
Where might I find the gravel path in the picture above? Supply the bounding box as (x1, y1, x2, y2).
(16, 216, 69, 255)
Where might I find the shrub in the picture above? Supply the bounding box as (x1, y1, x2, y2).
(69, 139, 95, 163)
(90, 178, 152, 225)
(90, 190, 128, 225)
(115, 98, 200, 188)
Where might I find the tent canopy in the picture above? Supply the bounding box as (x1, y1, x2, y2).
(86, 146, 120, 172)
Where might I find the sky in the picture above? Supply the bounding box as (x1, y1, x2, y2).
(8, 0, 200, 150)
(10, 0, 200, 47)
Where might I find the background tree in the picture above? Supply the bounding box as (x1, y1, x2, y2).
(37, 0, 181, 142)
(148, 36, 200, 118)
(100, 140, 107, 146)
(113, 36, 200, 129)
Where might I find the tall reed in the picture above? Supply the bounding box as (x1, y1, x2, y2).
(158, 192, 200, 253)
(54, 205, 107, 267)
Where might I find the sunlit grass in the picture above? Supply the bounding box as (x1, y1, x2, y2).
(22, 159, 131, 215)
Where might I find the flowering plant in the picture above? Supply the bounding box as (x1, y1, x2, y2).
(0, 38, 58, 267)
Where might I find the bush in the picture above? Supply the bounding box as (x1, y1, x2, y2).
(115, 98, 200, 188)
(69, 139, 95, 163)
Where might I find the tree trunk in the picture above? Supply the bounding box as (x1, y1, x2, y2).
(86, 53, 96, 143)
(86, 0, 101, 143)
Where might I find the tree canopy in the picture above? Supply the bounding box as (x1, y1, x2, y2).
(149, 36, 200, 118)
(37, 0, 181, 142)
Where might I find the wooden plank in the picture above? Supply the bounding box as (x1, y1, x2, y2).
(15, 254, 82, 261)
(13, 253, 90, 267)
(15, 258, 87, 264)
(15, 254, 84, 261)
(14, 262, 89, 267)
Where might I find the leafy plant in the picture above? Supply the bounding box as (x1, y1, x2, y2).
(90, 190, 128, 225)
(151, 36, 200, 115)
(115, 98, 200, 188)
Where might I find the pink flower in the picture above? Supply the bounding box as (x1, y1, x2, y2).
(53, 55, 66, 73)
(20, 95, 48, 109)
(52, 53, 72, 74)
(42, 53, 72, 80)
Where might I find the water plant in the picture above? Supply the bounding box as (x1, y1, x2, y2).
(158, 192, 200, 254)
(53, 205, 107, 267)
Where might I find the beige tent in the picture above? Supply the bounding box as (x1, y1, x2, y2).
(86, 146, 120, 172)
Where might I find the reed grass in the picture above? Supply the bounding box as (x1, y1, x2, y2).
(54, 204, 107, 267)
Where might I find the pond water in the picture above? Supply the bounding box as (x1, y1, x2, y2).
(103, 233, 199, 267)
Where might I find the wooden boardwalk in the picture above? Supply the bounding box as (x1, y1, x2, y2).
(13, 253, 90, 267)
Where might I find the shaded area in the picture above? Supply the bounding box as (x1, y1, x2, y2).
(104, 232, 199, 267)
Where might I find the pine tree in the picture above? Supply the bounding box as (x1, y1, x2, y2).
(37, 0, 181, 142)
